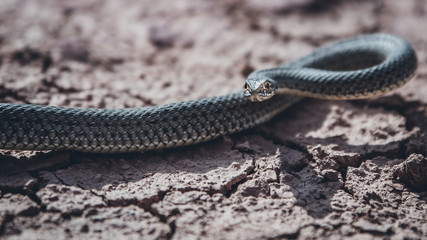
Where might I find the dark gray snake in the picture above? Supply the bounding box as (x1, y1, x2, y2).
(0, 34, 417, 153)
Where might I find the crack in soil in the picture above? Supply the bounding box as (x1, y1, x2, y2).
(0, 85, 30, 104)
(53, 172, 69, 186)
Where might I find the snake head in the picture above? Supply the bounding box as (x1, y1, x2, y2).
(243, 77, 278, 102)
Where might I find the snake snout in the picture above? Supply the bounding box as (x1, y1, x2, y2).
(244, 78, 277, 102)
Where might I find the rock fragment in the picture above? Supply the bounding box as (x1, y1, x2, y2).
(393, 153, 427, 191)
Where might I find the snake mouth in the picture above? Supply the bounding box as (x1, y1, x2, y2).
(257, 89, 274, 97)
(249, 89, 275, 102)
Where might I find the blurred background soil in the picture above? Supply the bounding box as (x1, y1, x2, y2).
(0, 0, 426, 239)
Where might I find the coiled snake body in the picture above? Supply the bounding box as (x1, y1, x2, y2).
(0, 34, 418, 153)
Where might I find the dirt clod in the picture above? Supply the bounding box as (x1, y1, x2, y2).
(393, 153, 427, 191)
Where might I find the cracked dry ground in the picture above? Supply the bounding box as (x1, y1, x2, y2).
(1, 0, 427, 239)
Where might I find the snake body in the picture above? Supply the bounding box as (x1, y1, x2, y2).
(0, 34, 417, 153)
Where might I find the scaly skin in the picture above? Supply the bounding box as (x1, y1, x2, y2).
(0, 34, 417, 153)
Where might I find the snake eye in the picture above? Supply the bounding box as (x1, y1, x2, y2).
(244, 82, 249, 90)
(264, 81, 271, 90)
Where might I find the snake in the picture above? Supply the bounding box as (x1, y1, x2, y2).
(0, 34, 417, 153)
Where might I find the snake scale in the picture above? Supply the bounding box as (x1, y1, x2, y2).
(0, 34, 418, 153)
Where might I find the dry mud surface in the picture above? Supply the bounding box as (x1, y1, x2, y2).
(1, 0, 427, 239)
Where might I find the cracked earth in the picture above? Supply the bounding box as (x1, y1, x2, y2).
(1, 0, 427, 239)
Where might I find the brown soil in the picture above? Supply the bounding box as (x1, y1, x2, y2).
(1, 0, 427, 239)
